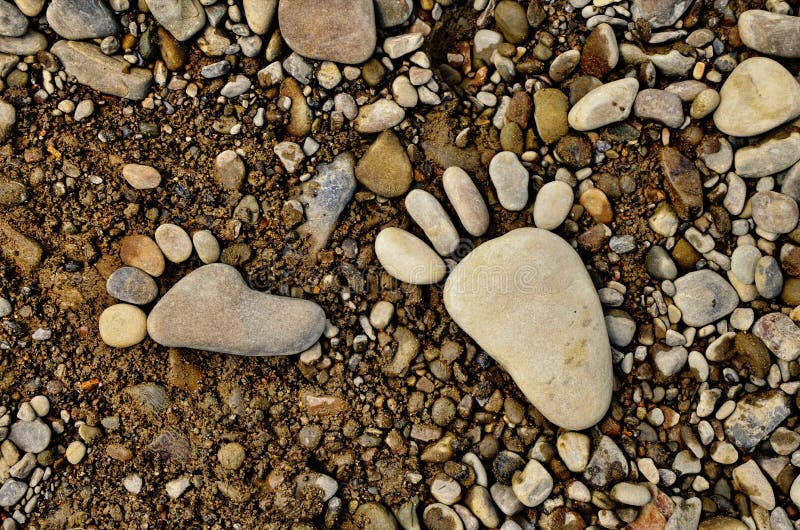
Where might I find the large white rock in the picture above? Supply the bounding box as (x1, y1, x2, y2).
(375, 227, 447, 285)
(444, 228, 612, 430)
(567, 78, 639, 131)
(713, 57, 800, 137)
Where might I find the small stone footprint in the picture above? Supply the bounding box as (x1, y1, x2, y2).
(99, 223, 326, 356)
(374, 157, 613, 431)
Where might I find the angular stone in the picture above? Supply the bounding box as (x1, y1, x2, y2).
(634, 89, 684, 128)
(145, 0, 206, 41)
(375, 227, 446, 285)
(297, 153, 357, 255)
(0, 479, 26, 507)
(631, 0, 694, 28)
(584, 435, 629, 488)
(732, 460, 775, 510)
(278, 0, 376, 64)
(354, 99, 405, 133)
(51, 41, 153, 100)
(8, 418, 50, 453)
(738, 10, 800, 59)
(753, 312, 800, 362)
(148, 263, 325, 356)
(751, 190, 799, 234)
(724, 390, 792, 452)
(673, 270, 738, 327)
(714, 57, 800, 137)
(444, 228, 612, 430)
(46, 0, 119, 40)
(0, 220, 41, 273)
(568, 78, 639, 131)
(355, 130, 412, 197)
(660, 147, 703, 220)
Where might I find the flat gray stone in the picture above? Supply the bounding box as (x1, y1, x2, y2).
(631, 0, 694, 28)
(634, 88, 684, 128)
(735, 130, 800, 178)
(297, 152, 357, 255)
(145, 0, 206, 41)
(753, 312, 800, 362)
(714, 57, 800, 137)
(738, 10, 800, 58)
(0, 30, 47, 55)
(279, 0, 376, 64)
(724, 390, 791, 452)
(8, 418, 51, 453)
(444, 228, 612, 430)
(673, 270, 738, 327)
(0, 479, 26, 507)
(0, 0, 27, 37)
(46, 0, 119, 40)
(375, 0, 412, 27)
(147, 263, 326, 356)
(51, 40, 152, 100)
(107, 266, 159, 305)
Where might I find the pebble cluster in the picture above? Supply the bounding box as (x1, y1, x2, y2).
(0, 0, 798, 527)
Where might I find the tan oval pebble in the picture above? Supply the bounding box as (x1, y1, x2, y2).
(192, 229, 220, 264)
(106, 443, 133, 461)
(690, 88, 720, 119)
(375, 227, 446, 285)
(155, 223, 193, 263)
(534, 180, 573, 230)
(120, 235, 165, 277)
(442, 167, 489, 237)
(99, 303, 147, 348)
(122, 163, 161, 189)
(579, 187, 613, 224)
(405, 189, 460, 255)
(65, 440, 86, 464)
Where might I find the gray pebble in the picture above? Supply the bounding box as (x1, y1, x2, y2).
(107, 266, 159, 305)
(754, 256, 783, 299)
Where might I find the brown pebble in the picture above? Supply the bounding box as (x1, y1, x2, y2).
(580, 188, 614, 224)
(119, 235, 165, 277)
(122, 163, 161, 189)
(106, 443, 133, 462)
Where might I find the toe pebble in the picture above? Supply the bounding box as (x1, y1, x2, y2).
(405, 189, 460, 255)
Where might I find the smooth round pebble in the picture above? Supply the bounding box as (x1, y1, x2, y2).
(405, 189, 460, 256)
(122, 163, 161, 189)
(66, 440, 86, 464)
(106, 266, 159, 305)
(192, 230, 220, 264)
(154, 223, 193, 263)
(120, 235, 165, 277)
(731, 245, 761, 285)
(0, 296, 11, 317)
(442, 167, 489, 237)
(534, 181, 573, 230)
(217, 442, 246, 470)
(99, 303, 148, 348)
(375, 227, 446, 285)
(489, 151, 529, 211)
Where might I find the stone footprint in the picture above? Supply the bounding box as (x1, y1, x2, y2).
(100, 223, 326, 356)
(375, 162, 613, 431)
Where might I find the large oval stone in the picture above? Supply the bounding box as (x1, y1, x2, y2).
(278, 0, 376, 64)
(443, 228, 612, 430)
(713, 57, 800, 137)
(147, 263, 326, 356)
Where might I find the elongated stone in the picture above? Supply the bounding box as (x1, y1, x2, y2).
(738, 10, 800, 58)
(147, 263, 326, 356)
(444, 228, 612, 430)
(567, 78, 639, 131)
(442, 167, 489, 237)
(405, 189, 460, 256)
(51, 41, 152, 100)
(375, 227, 446, 285)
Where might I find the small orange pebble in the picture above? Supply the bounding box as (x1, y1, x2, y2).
(80, 378, 100, 391)
(579, 187, 614, 224)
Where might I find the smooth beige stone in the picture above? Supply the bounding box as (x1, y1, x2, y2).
(99, 303, 147, 348)
(444, 228, 612, 430)
(375, 227, 446, 285)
